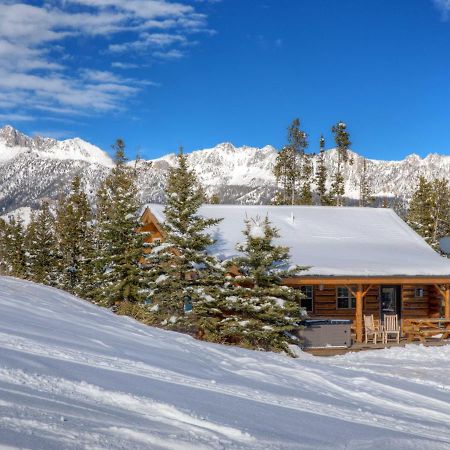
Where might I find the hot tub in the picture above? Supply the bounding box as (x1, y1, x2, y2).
(295, 319, 352, 348)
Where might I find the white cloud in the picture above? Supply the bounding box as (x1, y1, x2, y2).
(153, 49, 185, 59)
(0, 0, 214, 119)
(433, 0, 450, 19)
(111, 62, 139, 69)
(0, 113, 35, 122)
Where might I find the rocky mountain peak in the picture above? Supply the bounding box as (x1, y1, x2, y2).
(0, 125, 32, 148)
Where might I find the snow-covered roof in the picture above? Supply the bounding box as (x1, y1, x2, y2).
(145, 204, 450, 277)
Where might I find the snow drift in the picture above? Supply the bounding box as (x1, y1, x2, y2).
(1, 277, 450, 449)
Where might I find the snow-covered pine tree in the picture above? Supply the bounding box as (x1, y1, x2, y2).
(198, 215, 306, 355)
(26, 201, 59, 285)
(144, 147, 223, 330)
(93, 139, 147, 306)
(330, 121, 352, 206)
(55, 175, 95, 296)
(358, 157, 374, 207)
(315, 135, 331, 205)
(1, 215, 26, 277)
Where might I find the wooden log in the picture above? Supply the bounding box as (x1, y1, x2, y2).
(355, 284, 363, 343)
(445, 288, 450, 319)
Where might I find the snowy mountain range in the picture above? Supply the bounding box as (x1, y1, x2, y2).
(1, 124, 450, 215)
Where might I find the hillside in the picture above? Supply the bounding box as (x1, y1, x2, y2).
(2, 125, 450, 213)
(1, 276, 450, 449)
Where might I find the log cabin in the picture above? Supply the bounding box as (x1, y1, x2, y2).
(140, 205, 450, 343)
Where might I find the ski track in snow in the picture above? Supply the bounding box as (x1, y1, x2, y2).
(0, 277, 450, 449)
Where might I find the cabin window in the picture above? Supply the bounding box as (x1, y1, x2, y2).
(336, 287, 356, 309)
(300, 286, 313, 312)
(153, 238, 162, 245)
(415, 287, 424, 298)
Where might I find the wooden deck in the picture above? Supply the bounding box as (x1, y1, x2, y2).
(303, 337, 450, 357)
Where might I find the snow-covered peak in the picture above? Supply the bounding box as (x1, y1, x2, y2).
(152, 142, 278, 188)
(0, 125, 114, 167)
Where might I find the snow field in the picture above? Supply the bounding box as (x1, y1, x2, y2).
(0, 277, 450, 449)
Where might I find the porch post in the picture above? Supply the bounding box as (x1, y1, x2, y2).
(355, 284, 363, 343)
(445, 286, 450, 319)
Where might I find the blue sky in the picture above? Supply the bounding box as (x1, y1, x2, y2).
(1, 0, 450, 160)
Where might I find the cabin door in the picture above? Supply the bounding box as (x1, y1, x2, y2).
(380, 286, 401, 322)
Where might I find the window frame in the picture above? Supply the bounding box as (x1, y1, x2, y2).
(336, 286, 356, 309)
(299, 285, 314, 312)
(414, 287, 424, 298)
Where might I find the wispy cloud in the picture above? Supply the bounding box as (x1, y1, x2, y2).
(0, 0, 214, 122)
(433, 0, 450, 19)
(0, 113, 35, 122)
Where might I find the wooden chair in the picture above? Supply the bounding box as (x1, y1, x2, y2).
(384, 314, 400, 344)
(364, 315, 384, 344)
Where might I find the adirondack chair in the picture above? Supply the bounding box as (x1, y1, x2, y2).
(384, 314, 400, 344)
(364, 315, 384, 344)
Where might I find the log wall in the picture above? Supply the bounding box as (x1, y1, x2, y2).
(291, 284, 438, 320)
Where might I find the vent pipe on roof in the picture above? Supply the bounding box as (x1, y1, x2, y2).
(291, 212, 295, 224)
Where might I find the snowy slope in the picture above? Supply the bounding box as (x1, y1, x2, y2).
(1, 277, 450, 449)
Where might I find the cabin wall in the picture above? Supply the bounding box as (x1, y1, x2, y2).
(401, 285, 431, 319)
(290, 284, 439, 320)
(304, 285, 380, 320)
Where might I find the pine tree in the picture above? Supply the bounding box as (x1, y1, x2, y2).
(55, 175, 94, 296)
(407, 176, 434, 244)
(405, 176, 450, 250)
(289, 119, 312, 205)
(198, 216, 306, 355)
(273, 145, 297, 204)
(93, 139, 147, 306)
(359, 157, 374, 207)
(26, 202, 59, 285)
(144, 148, 223, 330)
(273, 119, 312, 205)
(1, 215, 26, 277)
(315, 135, 330, 205)
(330, 121, 352, 206)
(0, 218, 7, 274)
(430, 178, 450, 248)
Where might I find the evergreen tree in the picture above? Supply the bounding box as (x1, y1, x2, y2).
(197, 216, 306, 355)
(94, 139, 147, 306)
(330, 121, 352, 206)
(430, 178, 450, 248)
(315, 135, 330, 205)
(407, 176, 434, 244)
(358, 157, 374, 207)
(273, 119, 312, 205)
(26, 202, 59, 285)
(144, 148, 223, 329)
(1, 215, 26, 277)
(0, 218, 7, 274)
(55, 175, 94, 296)
(289, 119, 312, 205)
(273, 145, 297, 205)
(406, 176, 450, 250)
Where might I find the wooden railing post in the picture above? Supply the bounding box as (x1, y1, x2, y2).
(356, 284, 363, 343)
(445, 286, 450, 319)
